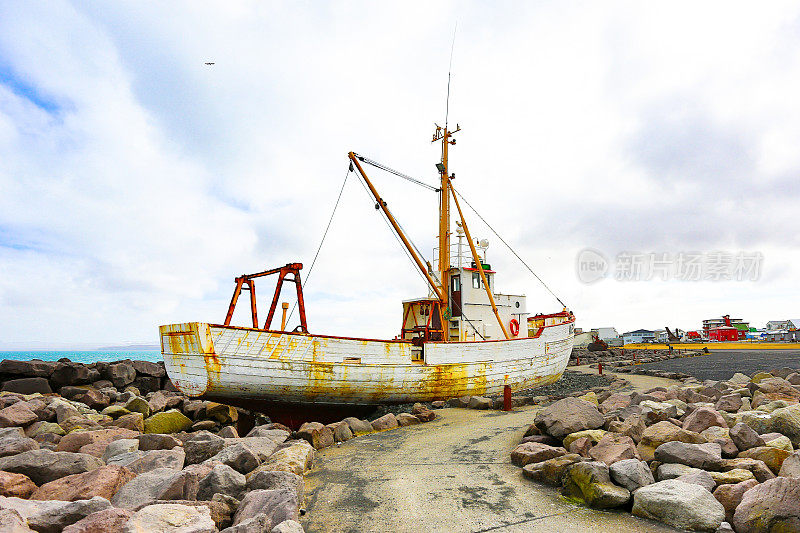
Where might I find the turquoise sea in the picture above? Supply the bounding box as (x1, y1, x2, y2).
(0, 351, 162, 364)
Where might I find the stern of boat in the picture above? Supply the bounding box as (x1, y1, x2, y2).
(159, 322, 218, 397)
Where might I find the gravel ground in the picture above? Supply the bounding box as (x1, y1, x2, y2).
(511, 370, 614, 398)
(633, 349, 800, 381)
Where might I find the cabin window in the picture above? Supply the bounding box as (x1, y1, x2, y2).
(451, 276, 460, 292)
(472, 272, 480, 288)
(515, 301, 520, 308)
(486, 275, 491, 290)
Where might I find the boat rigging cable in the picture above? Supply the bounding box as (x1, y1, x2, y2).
(353, 154, 439, 192)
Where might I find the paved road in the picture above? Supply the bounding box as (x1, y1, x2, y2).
(634, 349, 800, 381)
(302, 407, 678, 533)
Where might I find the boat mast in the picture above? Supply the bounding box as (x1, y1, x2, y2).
(432, 124, 460, 314)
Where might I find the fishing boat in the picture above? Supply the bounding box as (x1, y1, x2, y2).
(160, 122, 575, 423)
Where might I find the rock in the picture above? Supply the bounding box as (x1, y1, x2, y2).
(190, 420, 217, 432)
(370, 414, 398, 431)
(654, 441, 723, 470)
(0, 404, 37, 428)
(0, 435, 38, 458)
(62, 507, 133, 533)
(296, 423, 334, 450)
(49, 363, 92, 389)
(638, 421, 708, 462)
(224, 438, 278, 463)
(271, 520, 304, 533)
(567, 436, 592, 457)
(431, 401, 446, 409)
(101, 439, 139, 463)
(212, 443, 260, 474)
(771, 404, 800, 446)
(206, 403, 238, 425)
(0, 496, 112, 533)
(609, 459, 655, 492)
(656, 463, 703, 481)
(733, 476, 800, 533)
(468, 396, 492, 409)
(143, 410, 193, 434)
(396, 413, 421, 427)
(730, 422, 766, 452)
(560, 461, 630, 509)
(683, 408, 728, 434)
(0, 471, 37, 499)
(126, 448, 186, 474)
(599, 393, 631, 414)
(562, 429, 607, 449)
(31, 464, 136, 502)
(328, 422, 353, 442)
(1, 378, 52, 396)
(105, 451, 146, 468)
(721, 458, 776, 483)
(510, 442, 567, 467)
(105, 363, 136, 389)
(185, 432, 225, 464)
(247, 443, 314, 477)
(123, 397, 150, 418)
(197, 464, 245, 501)
(640, 400, 679, 424)
(739, 446, 791, 474)
(342, 418, 373, 437)
(709, 468, 754, 485)
(534, 397, 604, 438)
(111, 468, 199, 510)
(632, 479, 725, 531)
(130, 360, 165, 378)
(0, 449, 104, 485)
(246, 470, 304, 502)
(779, 450, 800, 477)
(121, 503, 215, 533)
(136, 433, 182, 451)
(764, 434, 793, 452)
(0, 507, 33, 532)
(411, 403, 436, 422)
(232, 489, 299, 530)
(676, 469, 716, 493)
(588, 433, 639, 466)
(25, 422, 65, 440)
(522, 454, 582, 486)
(608, 414, 646, 443)
(57, 428, 138, 454)
(244, 427, 290, 443)
(715, 394, 743, 413)
(713, 478, 759, 523)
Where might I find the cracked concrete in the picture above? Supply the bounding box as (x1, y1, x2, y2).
(302, 407, 679, 533)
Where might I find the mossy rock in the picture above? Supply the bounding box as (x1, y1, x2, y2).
(26, 421, 65, 437)
(101, 405, 132, 419)
(205, 402, 238, 424)
(124, 397, 151, 417)
(144, 409, 192, 434)
(578, 392, 599, 405)
(563, 429, 607, 449)
(751, 372, 774, 384)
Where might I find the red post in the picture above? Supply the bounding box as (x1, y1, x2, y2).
(598, 362, 603, 375)
(503, 385, 512, 411)
(576, 356, 580, 365)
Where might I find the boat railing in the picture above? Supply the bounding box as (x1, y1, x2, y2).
(432, 244, 487, 271)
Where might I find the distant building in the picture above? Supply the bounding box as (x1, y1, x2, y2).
(703, 315, 747, 340)
(766, 320, 791, 331)
(764, 319, 800, 341)
(594, 327, 620, 341)
(623, 329, 655, 344)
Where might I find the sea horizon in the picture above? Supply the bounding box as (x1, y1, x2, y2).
(0, 350, 162, 364)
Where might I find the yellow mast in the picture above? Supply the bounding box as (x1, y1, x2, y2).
(432, 124, 460, 313)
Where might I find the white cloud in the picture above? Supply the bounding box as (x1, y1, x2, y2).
(1, 1, 799, 348)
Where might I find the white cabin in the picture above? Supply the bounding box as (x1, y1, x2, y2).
(401, 229, 527, 360)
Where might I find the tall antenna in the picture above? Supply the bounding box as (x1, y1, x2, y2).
(445, 23, 457, 129)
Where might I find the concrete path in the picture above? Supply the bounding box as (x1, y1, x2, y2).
(570, 364, 681, 392)
(302, 407, 678, 533)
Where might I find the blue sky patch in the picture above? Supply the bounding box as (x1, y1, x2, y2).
(0, 62, 61, 114)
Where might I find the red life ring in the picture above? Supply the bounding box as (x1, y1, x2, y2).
(509, 319, 520, 336)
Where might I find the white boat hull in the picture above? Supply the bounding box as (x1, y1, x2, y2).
(161, 318, 574, 405)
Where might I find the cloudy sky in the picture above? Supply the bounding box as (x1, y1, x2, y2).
(2, 1, 799, 349)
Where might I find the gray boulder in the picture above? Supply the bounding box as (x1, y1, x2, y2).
(111, 467, 199, 510)
(136, 433, 182, 451)
(534, 397, 604, 438)
(0, 507, 33, 532)
(676, 469, 716, 493)
(126, 448, 186, 474)
(197, 464, 246, 501)
(211, 442, 261, 474)
(342, 418, 372, 437)
(232, 489, 299, 531)
(609, 459, 654, 492)
(0, 449, 103, 485)
(106, 363, 136, 389)
(656, 463, 703, 481)
(632, 479, 725, 531)
(732, 477, 800, 533)
(0, 435, 39, 458)
(729, 422, 765, 452)
(244, 427, 290, 443)
(121, 503, 215, 533)
(653, 441, 723, 470)
(0, 496, 111, 533)
(779, 450, 800, 478)
(101, 439, 139, 463)
(246, 470, 304, 502)
(185, 431, 225, 465)
(271, 520, 304, 533)
(2, 378, 52, 396)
